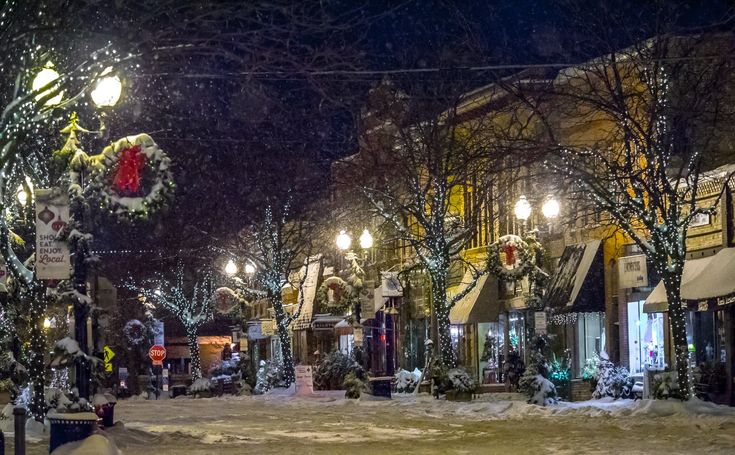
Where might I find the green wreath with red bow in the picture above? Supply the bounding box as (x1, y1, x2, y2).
(90, 134, 174, 222)
(488, 235, 536, 281)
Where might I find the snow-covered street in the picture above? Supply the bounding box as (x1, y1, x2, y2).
(12, 393, 735, 454)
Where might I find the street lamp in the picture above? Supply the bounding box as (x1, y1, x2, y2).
(224, 259, 238, 276)
(541, 197, 560, 219)
(244, 263, 256, 275)
(32, 62, 63, 106)
(359, 229, 373, 249)
(514, 195, 532, 222)
(90, 67, 122, 108)
(16, 176, 34, 207)
(336, 230, 352, 251)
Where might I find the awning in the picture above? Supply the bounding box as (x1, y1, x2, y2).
(292, 255, 322, 330)
(311, 314, 344, 331)
(448, 271, 501, 324)
(545, 239, 604, 314)
(643, 248, 735, 313)
(335, 319, 353, 336)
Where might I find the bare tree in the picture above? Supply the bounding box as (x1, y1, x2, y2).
(338, 77, 536, 367)
(503, 5, 735, 398)
(127, 265, 215, 381)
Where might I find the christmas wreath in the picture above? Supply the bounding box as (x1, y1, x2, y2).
(488, 234, 536, 281)
(123, 319, 148, 346)
(315, 276, 352, 316)
(90, 134, 174, 222)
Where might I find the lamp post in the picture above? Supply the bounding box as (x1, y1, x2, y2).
(514, 195, 561, 234)
(41, 65, 123, 401)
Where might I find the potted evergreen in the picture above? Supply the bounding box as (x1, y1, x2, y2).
(444, 367, 477, 401)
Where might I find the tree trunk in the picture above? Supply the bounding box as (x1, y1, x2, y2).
(663, 272, 691, 400)
(430, 269, 456, 367)
(186, 331, 203, 381)
(272, 296, 295, 386)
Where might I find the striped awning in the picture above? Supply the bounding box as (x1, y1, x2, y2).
(448, 271, 500, 325)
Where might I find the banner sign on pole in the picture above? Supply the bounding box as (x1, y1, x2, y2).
(35, 188, 71, 280)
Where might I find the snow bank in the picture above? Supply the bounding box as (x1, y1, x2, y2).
(51, 434, 120, 455)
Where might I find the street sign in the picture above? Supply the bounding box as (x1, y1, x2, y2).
(162, 368, 169, 392)
(534, 312, 547, 335)
(103, 346, 116, 373)
(148, 344, 166, 366)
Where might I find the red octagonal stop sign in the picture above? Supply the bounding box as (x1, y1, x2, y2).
(148, 344, 166, 365)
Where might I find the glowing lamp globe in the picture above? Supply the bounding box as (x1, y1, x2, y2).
(43, 317, 51, 329)
(542, 197, 560, 219)
(244, 263, 256, 275)
(32, 64, 63, 106)
(359, 229, 373, 249)
(224, 259, 238, 276)
(91, 68, 122, 107)
(336, 230, 352, 251)
(514, 195, 532, 221)
(16, 185, 28, 206)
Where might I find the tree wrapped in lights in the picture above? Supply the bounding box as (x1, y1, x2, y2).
(337, 77, 534, 367)
(502, 5, 735, 398)
(223, 195, 319, 386)
(127, 265, 215, 381)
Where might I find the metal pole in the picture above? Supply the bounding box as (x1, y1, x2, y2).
(13, 407, 25, 455)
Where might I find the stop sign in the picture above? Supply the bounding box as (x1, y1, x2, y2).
(148, 345, 166, 365)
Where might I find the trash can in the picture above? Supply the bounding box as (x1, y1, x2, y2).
(47, 411, 98, 453)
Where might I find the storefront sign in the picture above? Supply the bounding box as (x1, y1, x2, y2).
(261, 319, 276, 336)
(689, 212, 710, 227)
(35, 188, 71, 280)
(247, 323, 263, 340)
(534, 312, 547, 334)
(618, 255, 648, 289)
(716, 295, 735, 307)
(294, 365, 314, 396)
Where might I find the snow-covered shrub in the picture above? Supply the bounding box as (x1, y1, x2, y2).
(528, 374, 558, 406)
(188, 378, 214, 397)
(313, 350, 363, 390)
(254, 360, 286, 394)
(519, 335, 552, 397)
(581, 354, 601, 391)
(592, 352, 634, 399)
(394, 368, 421, 393)
(447, 368, 477, 393)
(343, 372, 365, 399)
(652, 371, 681, 400)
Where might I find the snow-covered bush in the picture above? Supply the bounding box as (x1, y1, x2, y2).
(592, 352, 633, 399)
(447, 368, 477, 393)
(188, 378, 214, 397)
(519, 335, 552, 398)
(528, 374, 558, 406)
(581, 354, 601, 391)
(313, 350, 363, 390)
(343, 372, 365, 399)
(394, 368, 421, 393)
(254, 360, 286, 394)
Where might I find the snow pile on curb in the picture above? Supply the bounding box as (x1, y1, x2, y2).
(51, 434, 120, 455)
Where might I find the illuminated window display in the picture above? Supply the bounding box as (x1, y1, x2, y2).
(627, 300, 665, 373)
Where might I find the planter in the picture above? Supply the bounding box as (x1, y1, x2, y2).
(445, 390, 473, 402)
(94, 402, 116, 428)
(367, 377, 392, 398)
(47, 411, 98, 453)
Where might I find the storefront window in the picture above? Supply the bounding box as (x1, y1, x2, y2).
(478, 321, 504, 384)
(576, 313, 605, 375)
(627, 301, 665, 373)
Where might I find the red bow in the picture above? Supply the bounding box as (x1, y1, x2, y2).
(113, 145, 146, 195)
(503, 244, 516, 266)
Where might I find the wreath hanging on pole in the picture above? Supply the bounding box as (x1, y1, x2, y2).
(89, 134, 174, 222)
(123, 319, 148, 346)
(315, 276, 352, 316)
(488, 234, 536, 281)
